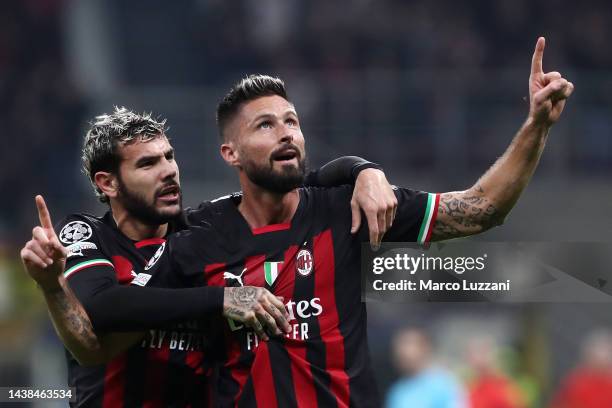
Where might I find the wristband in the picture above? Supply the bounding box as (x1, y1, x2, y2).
(351, 162, 383, 182)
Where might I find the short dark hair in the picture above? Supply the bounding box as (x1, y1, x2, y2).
(216, 74, 288, 141)
(82, 106, 168, 203)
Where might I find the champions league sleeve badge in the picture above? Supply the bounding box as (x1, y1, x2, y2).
(59, 221, 93, 245)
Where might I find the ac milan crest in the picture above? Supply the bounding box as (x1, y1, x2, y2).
(296, 249, 313, 276)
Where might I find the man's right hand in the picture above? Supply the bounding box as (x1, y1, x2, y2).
(20, 195, 67, 292)
(223, 286, 291, 341)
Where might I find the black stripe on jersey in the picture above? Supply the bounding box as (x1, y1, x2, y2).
(67, 353, 104, 408)
(217, 334, 255, 407)
(330, 228, 381, 407)
(269, 339, 298, 408)
(293, 240, 337, 408)
(164, 336, 209, 408)
(123, 348, 147, 406)
(166, 346, 188, 406)
(236, 375, 257, 408)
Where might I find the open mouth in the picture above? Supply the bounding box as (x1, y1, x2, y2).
(157, 185, 180, 203)
(272, 148, 299, 164)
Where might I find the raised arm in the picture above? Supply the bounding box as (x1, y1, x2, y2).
(20, 196, 111, 364)
(431, 37, 574, 241)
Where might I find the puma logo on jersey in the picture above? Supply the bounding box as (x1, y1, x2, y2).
(223, 267, 247, 287)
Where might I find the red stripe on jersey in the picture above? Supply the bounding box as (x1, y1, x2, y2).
(111, 255, 135, 284)
(251, 223, 291, 235)
(204, 263, 226, 286)
(313, 229, 350, 407)
(252, 342, 279, 408)
(288, 342, 318, 407)
(142, 347, 171, 408)
(103, 353, 127, 408)
(276, 245, 298, 302)
(244, 255, 266, 287)
(185, 350, 205, 374)
(134, 238, 166, 248)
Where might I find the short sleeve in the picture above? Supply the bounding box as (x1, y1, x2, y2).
(383, 188, 440, 243)
(55, 215, 117, 304)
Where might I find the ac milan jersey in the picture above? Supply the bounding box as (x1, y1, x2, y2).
(150, 185, 439, 407)
(58, 212, 212, 408)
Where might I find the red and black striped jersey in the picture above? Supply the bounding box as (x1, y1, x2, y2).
(153, 185, 439, 407)
(58, 211, 213, 408)
(53, 157, 384, 407)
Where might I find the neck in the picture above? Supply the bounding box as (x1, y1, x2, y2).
(238, 173, 300, 229)
(110, 202, 168, 241)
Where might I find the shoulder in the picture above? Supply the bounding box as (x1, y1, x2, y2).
(183, 193, 239, 226)
(171, 200, 227, 251)
(58, 213, 118, 278)
(55, 213, 108, 247)
(299, 186, 354, 228)
(301, 185, 353, 205)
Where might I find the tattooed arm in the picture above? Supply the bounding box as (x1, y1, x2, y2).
(42, 277, 101, 357)
(432, 119, 553, 241)
(431, 37, 574, 241)
(20, 196, 142, 365)
(41, 277, 143, 365)
(431, 185, 503, 241)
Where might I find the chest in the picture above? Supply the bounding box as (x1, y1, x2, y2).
(102, 238, 167, 285)
(203, 231, 329, 300)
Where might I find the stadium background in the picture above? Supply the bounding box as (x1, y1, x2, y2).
(0, 0, 611, 406)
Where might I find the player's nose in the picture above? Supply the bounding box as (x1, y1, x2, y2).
(279, 127, 294, 144)
(160, 157, 178, 180)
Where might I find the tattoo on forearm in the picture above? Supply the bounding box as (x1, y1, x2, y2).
(47, 290, 99, 350)
(432, 184, 502, 240)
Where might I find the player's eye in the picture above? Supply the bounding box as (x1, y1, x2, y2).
(138, 160, 155, 168)
(258, 121, 272, 129)
(286, 118, 298, 127)
(165, 151, 175, 161)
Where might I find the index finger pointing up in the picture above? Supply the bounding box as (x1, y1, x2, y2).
(35, 195, 54, 230)
(531, 37, 545, 75)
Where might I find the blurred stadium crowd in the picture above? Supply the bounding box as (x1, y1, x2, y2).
(385, 326, 612, 408)
(2, 0, 612, 242)
(0, 1, 611, 407)
(0, 0, 610, 244)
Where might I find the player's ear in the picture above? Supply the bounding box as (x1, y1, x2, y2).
(220, 142, 241, 168)
(94, 171, 119, 199)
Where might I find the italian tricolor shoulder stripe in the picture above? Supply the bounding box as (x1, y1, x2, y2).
(64, 258, 114, 279)
(417, 193, 440, 244)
